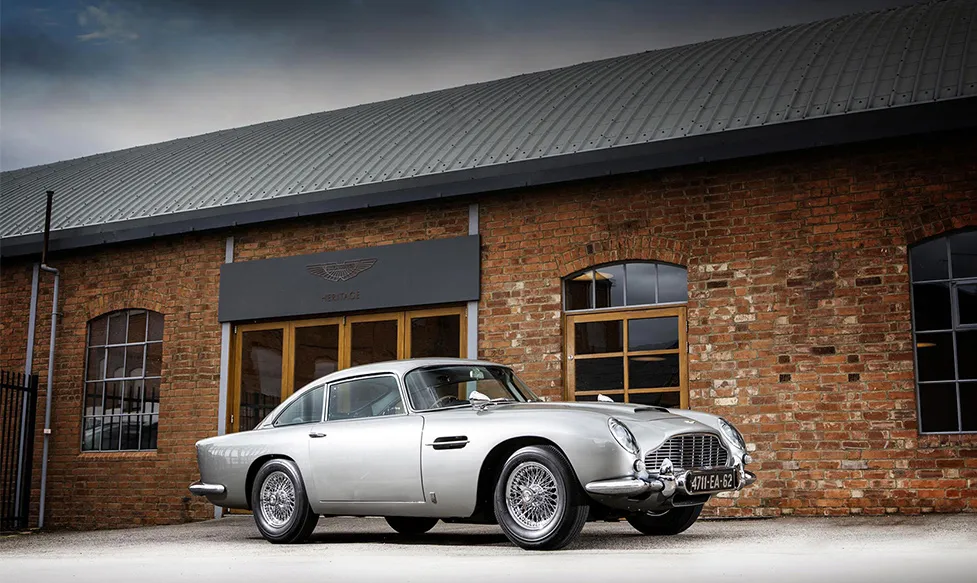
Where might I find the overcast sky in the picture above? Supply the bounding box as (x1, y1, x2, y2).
(0, 0, 918, 171)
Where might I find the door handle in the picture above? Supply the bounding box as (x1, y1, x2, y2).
(309, 431, 327, 438)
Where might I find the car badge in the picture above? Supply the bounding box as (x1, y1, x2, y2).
(684, 420, 695, 424)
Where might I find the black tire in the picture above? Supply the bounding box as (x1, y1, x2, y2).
(493, 445, 589, 551)
(250, 458, 319, 544)
(626, 505, 703, 536)
(384, 516, 439, 535)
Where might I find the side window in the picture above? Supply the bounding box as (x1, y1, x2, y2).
(327, 376, 404, 421)
(274, 385, 325, 427)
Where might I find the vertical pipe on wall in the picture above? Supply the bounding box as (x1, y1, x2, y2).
(14, 264, 40, 517)
(215, 236, 234, 519)
(467, 203, 479, 359)
(37, 190, 58, 530)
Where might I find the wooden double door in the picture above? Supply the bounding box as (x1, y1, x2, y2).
(229, 306, 466, 433)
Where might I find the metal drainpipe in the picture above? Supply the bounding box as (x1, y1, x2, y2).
(14, 264, 41, 516)
(37, 263, 59, 530)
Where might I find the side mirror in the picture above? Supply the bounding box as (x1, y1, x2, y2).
(469, 390, 490, 411)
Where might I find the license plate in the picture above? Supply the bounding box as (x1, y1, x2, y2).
(686, 469, 738, 494)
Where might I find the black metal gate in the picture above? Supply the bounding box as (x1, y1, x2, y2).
(1, 370, 38, 533)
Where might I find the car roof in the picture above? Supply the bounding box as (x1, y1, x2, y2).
(309, 357, 505, 386)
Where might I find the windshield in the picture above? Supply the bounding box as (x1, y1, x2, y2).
(405, 365, 540, 411)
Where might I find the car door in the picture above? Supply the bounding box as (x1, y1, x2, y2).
(307, 374, 424, 505)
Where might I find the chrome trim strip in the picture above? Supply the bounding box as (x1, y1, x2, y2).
(188, 481, 225, 496)
(584, 477, 665, 496)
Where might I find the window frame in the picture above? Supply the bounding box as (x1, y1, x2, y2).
(324, 373, 407, 422)
(909, 230, 977, 435)
(80, 309, 164, 452)
(273, 384, 326, 427)
(563, 260, 689, 312)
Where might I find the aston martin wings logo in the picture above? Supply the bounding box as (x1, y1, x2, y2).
(306, 258, 377, 282)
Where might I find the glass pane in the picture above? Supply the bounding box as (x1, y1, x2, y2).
(657, 264, 688, 303)
(910, 238, 948, 281)
(410, 315, 461, 358)
(565, 274, 592, 310)
(123, 380, 143, 413)
(239, 329, 284, 431)
(276, 386, 325, 426)
(957, 331, 976, 380)
(127, 310, 147, 343)
(145, 343, 162, 377)
(141, 414, 159, 449)
(294, 325, 339, 390)
(629, 317, 679, 351)
(918, 383, 958, 432)
(89, 316, 108, 347)
(143, 379, 160, 413)
(950, 231, 977, 278)
(958, 283, 977, 326)
(575, 357, 624, 392)
(148, 312, 164, 341)
(625, 263, 657, 306)
(82, 418, 101, 451)
(350, 320, 398, 367)
(125, 345, 145, 378)
(120, 415, 141, 450)
(106, 347, 126, 379)
(575, 321, 623, 354)
(101, 415, 121, 450)
(629, 354, 681, 388)
(84, 382, 103, 416)
(916, 332, 955, 382)
(630, 391, 681, 407)
(912, 283, 951, 331)
(594, 264, 625, 308)
(328, 376, 404, 420)
(86, 348, 105, 381)
(107, 312, 127, 345)
(575, 392, 624, 402)
(960, 383, 976, 431)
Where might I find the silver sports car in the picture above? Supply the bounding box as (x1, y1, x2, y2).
(189, 358, 755, 550)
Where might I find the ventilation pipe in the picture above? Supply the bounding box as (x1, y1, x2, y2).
(37, 190, 59, 530)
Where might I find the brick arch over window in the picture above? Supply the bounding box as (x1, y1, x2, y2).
(904, 208, 977, 247)
(557, 236, 690, 278)
(79, 290, 168, 326)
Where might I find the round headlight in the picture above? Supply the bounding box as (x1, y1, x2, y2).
(608, 418, 639, 456)
(719, 417, 747, 450)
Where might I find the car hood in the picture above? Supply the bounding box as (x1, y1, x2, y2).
(473, 400, 705, 425)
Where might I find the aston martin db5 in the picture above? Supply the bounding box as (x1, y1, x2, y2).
(189, 358, 755, 550)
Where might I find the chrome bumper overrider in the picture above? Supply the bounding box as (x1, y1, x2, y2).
(585, 461, 756, 499)
(188, 481, 225, 496)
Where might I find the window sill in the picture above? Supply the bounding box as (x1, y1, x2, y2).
(78, 450, 158, 459)
(917, 433, 977, 448)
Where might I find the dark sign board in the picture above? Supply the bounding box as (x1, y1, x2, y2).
(218, 235, 480, 322)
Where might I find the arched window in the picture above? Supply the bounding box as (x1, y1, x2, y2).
(562, 261, 689, 407)
(909, 230, 977, 434)
(82, 309, 164, 451)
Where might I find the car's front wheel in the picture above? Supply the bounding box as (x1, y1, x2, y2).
(493, 445, 589, 550)
(251, 458, 319, 544)
(626, 504, 702, 536)
(384, 517, 439, 535)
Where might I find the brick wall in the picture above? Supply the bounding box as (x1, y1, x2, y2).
(477, 130, 977, 516)
(1, 131, 974, 529)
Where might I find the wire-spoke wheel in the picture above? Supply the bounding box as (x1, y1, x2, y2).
(251, 459, 319, 544)
(494, 445, 588, 551)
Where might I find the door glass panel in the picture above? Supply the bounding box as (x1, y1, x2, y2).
(294, 325, 339, 390)
(594, 264, 625, 308)
(575, 357, 623, 392)
(410, 315, 461, 358)
(239, 329, 283, 431)
(575, 320, 623, 354)
(350, 320, 399, 367)
(630, 391, 681, 407)
(629, 317, 679, 351)
(629, 354, 681, 388)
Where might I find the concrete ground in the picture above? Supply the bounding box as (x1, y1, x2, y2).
(3, 514, 976, 583)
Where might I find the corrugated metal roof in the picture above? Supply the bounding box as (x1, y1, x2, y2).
(2, 0, 976, 251)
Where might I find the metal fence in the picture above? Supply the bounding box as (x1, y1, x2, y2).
(1, 370, 38, 533)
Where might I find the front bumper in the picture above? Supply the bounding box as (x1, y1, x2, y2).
(585, 464, 756, 499)
(188, 481, 226, 496)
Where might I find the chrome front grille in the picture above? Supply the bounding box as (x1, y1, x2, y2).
(644, 433, 729, 471)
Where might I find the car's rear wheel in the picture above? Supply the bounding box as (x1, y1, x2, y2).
(626, 505, 702, 536)
(384, 517, 439, 535)
(493, 445, 588, 550)
(251, 458, 319, 544)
